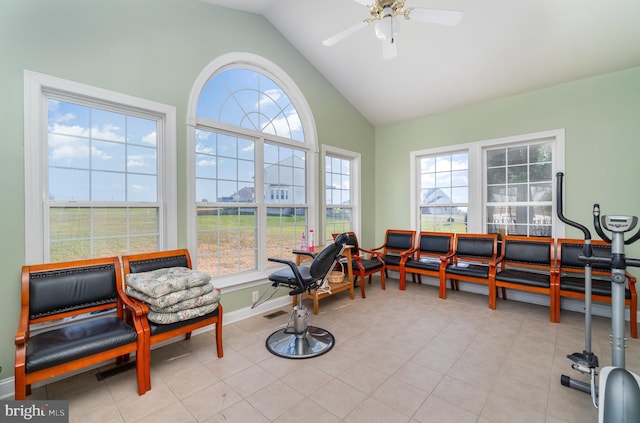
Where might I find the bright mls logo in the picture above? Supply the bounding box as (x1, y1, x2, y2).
(1, 401, 68, 422)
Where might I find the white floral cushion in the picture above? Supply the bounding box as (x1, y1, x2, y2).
(148, 289, 220, 313)
(147, 302, 219, 324)
(126, 267, 210, 298)
(126, 283, 215, 309)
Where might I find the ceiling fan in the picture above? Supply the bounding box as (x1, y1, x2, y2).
(322, 0, 463, 60)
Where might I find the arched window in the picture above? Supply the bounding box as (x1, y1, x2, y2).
(187, 53, 317, 285)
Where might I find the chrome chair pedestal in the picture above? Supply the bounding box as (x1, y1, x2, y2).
(265, 296, 335, 359)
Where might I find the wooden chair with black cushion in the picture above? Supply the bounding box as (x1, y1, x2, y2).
(440, 233, 499, 305)
(554, 238, 637, 337)
(122, 249, 223, 391)
(333, 232, 385, 298)
(400, 231, 454, 291)
(14, 257, 149, 399)
(492, 235, 556, 322)
(371, 229, 416, 279)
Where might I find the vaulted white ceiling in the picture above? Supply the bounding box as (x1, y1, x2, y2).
(200, 0, 640, 126)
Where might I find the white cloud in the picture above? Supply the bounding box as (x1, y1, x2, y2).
(196, 143, 215, 154)
(127, 154, 147, 168)
(142, 131, 157, 146)
(259, 89, 282, 108)
(197, 159, 216, 167)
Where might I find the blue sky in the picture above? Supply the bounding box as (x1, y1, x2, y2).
(48, 99, 158, 202)
(47, 68, 308, 205)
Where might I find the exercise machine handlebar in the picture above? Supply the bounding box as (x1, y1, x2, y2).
(556, 172, 592, 260)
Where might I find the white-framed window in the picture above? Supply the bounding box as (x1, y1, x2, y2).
(322, 146, 361, 243)
(24, 71, 177, 264)
(410, 129, 565, 237)
(485, 142, 554, 237)
(187, 53, 317, 286)
(417, 151, 469, 233)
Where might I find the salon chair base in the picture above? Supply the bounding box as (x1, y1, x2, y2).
(266, 326, 335, 359)
(266, 304, 334, 359)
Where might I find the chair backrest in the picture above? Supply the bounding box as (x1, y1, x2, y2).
(500, 236, 553, 268)
(383, 229, 415, 254)
(557, 238, 612, 273)
(334, 232, 360, 256)
(123, 249, 192, 274)
(24, 257, 123, 322)
(454, 233, 497, 262)
(417, 232, 453, 256)
(311, 233, 347, 279)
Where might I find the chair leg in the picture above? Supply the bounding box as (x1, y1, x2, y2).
(489, 282, 497, 310)
(14, 369, 26, 400)
(439, 277, 448, 299)
(215, 305, 224, 357)
(379, 272, 386, 290)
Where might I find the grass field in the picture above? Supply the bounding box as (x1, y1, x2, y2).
(49, 206, 350, 276)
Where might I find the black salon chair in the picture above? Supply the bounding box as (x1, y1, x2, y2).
(253, 232, 348, 359)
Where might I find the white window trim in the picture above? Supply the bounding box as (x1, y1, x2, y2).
(186, 53, 318, 289)
(24, 70, 177, 264)
(410, 129, 565, 237)
(321, 145, 361, 241)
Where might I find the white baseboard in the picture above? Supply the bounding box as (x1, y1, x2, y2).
(0, 296, 291, 400)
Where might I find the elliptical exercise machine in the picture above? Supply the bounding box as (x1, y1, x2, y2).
(556, 172, 640, 422)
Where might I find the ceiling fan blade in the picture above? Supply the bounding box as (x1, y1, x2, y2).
(406, 8, 464, 26)
(322, 20, 369, 46)
(381, 39, 397, 60)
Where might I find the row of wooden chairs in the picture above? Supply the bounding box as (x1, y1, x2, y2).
(15, 249, 223, 399)
(332, 230, 417, 298)
(394, 231, 636, 336)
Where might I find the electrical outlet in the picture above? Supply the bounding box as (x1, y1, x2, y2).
(252, 290, 259, 302)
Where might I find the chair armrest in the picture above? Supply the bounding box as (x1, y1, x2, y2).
(358, 247, 380, 257)
(401, 247, 418, 258)
(627, 271, 637, 292)
(441, 250, 456, 263)
(268, 257, 307, 295)
(360, 248, 381, 260)
(14, 305, 30, 346)
(120, 293, 148, 318)
(293, 250, 316, 259)
(400, 247, 417, 264)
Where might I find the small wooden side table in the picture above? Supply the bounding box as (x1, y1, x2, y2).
(292, 245, 354, 315)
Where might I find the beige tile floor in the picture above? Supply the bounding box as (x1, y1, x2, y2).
(28, 277, 640, 423)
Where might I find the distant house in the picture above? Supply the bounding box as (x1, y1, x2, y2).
(263, 155, 305, 204)
(213, 156, 305, 216)
(421, 188, 451, 214)
(217, 186, 254, 203)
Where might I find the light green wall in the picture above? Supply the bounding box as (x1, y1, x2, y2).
(2, 0, 640, 387)
(374, 67, 640, 252)
(0, 0, 373, 380)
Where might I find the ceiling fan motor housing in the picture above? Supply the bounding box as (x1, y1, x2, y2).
(370, 0, 405, 20)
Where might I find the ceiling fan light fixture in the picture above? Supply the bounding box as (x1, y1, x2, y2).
(374, 14, 399, 42)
